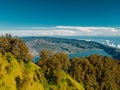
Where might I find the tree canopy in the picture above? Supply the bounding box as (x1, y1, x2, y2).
(69, 54, 120, 90)
(37, 50, 120, 90)
(38, 50, 70, 84)
(0, 34, 32, 62)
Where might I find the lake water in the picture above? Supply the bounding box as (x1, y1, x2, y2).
(69, 49, 111, 58)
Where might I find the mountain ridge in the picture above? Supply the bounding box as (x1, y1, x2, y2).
(23, 36, 120, 60)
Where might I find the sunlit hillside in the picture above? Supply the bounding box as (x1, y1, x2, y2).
(0, 53, 84, 90)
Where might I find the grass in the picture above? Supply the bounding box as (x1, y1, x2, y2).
(0, 53, 85, 90)
(0, 53, 44, 90)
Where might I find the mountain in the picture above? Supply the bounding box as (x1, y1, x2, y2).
(23, 37, 120, 60)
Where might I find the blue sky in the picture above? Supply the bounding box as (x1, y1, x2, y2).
(0, 0, 120, 36)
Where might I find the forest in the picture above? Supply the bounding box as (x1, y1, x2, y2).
(0, 34, 120, 90)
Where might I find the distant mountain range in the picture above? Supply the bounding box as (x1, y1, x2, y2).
(23, 37, 120, 60)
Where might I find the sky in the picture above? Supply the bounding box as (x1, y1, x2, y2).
(0, 0, 120, 36)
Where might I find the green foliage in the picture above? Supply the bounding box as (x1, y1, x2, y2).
(38, 50, 70, 84)
(1, 34, 120, 90)
(0, 52, 84, 90)
(0, 35, 85, 90)
(69, 54, 120, 90)
(38, 50, 84, 90)
(0, 34, 32, 62)
(38, 50, 120, 90)
(0, 53, 46, 90)
(46, 71, 84, 90)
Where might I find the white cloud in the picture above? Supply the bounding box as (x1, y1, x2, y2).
(0, 26, 120, 36)
(56, 26, 118, 32)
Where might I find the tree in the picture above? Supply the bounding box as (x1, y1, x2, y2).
(0, 34, 32, 62)
(38, 50, 70, 84)
(69, 54, 120, 90)
(54, 52, 70, 71)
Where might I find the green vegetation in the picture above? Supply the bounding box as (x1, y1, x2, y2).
(0, 52, 84, 90)
(0, 34, 32, 62)
(0, 35, 84, 90)
(38, 50, 120, 90)
(38, 50, 84, 90)
(0, 53, 45, 90)
(0, 35, 120, 90)
(69, 54, 120, 90)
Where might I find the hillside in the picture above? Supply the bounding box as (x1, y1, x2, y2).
(0, 53, 84, 90)
(0, 53, 45, 90)
(24, 37, 120, 60)
(0, 35, 84, 90)
(37, 50, 120, 90)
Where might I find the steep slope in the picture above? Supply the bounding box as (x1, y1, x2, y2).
(46, 71, 84, 90)
(0, 53, 45, 90)
(0, 53, 84, 90)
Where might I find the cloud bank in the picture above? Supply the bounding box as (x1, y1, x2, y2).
(0, 26, 120, 36)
